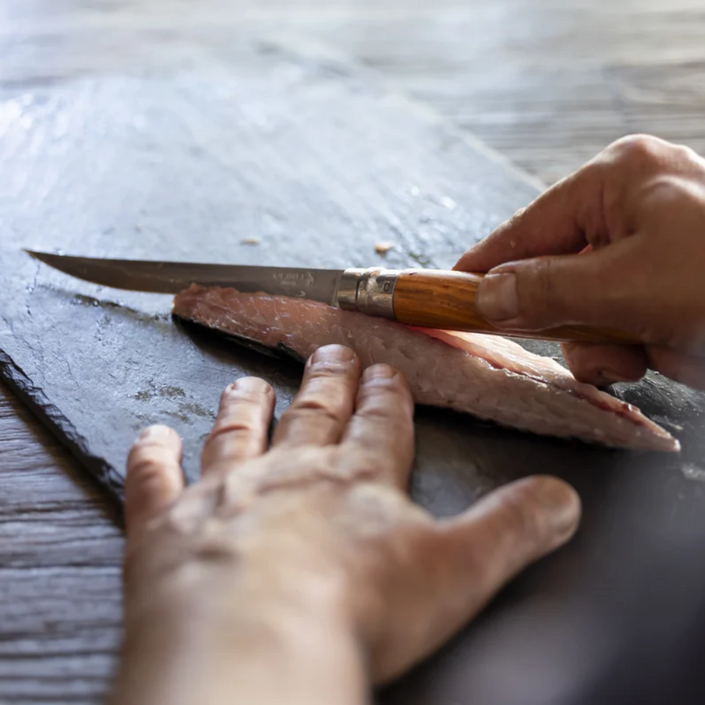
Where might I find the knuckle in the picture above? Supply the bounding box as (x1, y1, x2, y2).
(666, 140, 705, 171)
(607, 134, 665, 166)
(498, 488, 544, 544)
(207, 420, 259, 443)
(307, 360, 355, 378)
(358, 403, 407, 428)
(289, 398, 345, 425)
(520, 258, 556, 324)
(639, 174, 697, 212)
(603, 136, 705, 185)
(127, 450, 166, 483)
(674, 142, 699, 162)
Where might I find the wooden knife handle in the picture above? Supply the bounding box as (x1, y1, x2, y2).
(392, 269, 641, 345)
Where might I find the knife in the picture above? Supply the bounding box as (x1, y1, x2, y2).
(25, 250, 639, 345)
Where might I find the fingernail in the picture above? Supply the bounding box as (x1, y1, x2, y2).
(477, 273, 518, 321)
(309, 344, 356, 366)
(229, 377, 272, 394)
(138, 424, 172, 441)
(362, 364, 397, 383)
(535, 477, 581, 535)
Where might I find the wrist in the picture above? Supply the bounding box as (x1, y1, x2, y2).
(115, 556, 368, 705)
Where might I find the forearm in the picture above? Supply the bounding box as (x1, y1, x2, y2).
(112, 574, 368, 705)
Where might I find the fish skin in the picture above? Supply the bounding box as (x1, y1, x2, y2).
(173, 284, 679, 452)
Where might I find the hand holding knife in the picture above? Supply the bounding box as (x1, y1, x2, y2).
(25, 250, 639, 345)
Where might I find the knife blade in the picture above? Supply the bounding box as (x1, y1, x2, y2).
(25, 250, 345, 303)
(25, 250, 641, 345)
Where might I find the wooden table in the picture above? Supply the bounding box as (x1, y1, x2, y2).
(2, 0, 705, 700)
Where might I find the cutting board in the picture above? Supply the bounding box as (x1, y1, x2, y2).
(2, 38, 705, 704)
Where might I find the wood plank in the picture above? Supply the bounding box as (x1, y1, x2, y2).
(2, 1, 705, 703)
(0, 382, 123, 704)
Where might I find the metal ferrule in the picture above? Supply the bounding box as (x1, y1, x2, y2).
(336, 267, 399, 319)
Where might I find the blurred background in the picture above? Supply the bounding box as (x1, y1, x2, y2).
(3, 0, 705, 186)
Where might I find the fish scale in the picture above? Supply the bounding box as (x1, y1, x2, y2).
(173, 285, 679, 453)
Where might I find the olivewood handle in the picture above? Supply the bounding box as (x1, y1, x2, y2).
(392, 269, 641, 345)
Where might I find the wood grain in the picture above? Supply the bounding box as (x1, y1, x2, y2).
(393, 270, 642, 344)
(3, 0, 705, 185)
(0, 383, 123, 704)
(1, 0, 705, 703)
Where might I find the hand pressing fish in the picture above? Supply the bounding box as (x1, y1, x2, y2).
(26, 251, 679, 452)
(173, 285, 679, 452)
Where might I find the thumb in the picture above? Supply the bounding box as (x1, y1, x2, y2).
(476, 242, 633, 331)
(440, 476, 580, 593)
(369, 476, 580, 685)
(429, 477, 579, 661)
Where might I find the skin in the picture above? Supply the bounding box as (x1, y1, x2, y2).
(456, 134, 705, 390)
(114, 133, 705, 702)
(113, 344, 580, 705)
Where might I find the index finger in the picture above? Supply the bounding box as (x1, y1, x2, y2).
(456, 135, 693, 273)
(454, 166, 600, 273)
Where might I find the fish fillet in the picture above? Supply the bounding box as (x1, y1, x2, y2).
(173, 285, 679, 452)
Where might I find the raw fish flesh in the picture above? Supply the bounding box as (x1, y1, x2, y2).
(173, 285, 679, 452)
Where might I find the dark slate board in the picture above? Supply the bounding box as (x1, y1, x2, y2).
(2, 40, 705, 704)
